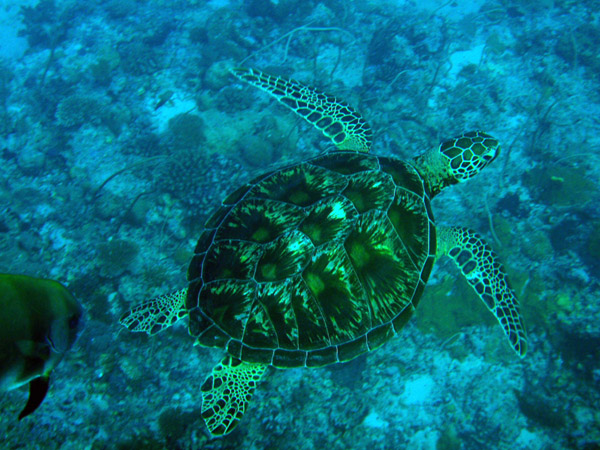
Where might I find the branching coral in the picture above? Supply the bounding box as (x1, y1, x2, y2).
(18, 0, 91, 49)
(118, 41, 159, 76)
(167, 113, 206, 149)
(55, 94, 105, 128)
(153, 143, 245, 225)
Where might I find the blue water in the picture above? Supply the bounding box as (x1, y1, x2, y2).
(0, 0, 598, 449)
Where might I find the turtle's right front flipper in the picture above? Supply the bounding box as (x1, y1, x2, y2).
(119, 289, 188, 335)
(437, 226, 527, 357)
(231, 67, 372, 152)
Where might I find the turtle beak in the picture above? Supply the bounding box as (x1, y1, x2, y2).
(490, 144, 500, 161)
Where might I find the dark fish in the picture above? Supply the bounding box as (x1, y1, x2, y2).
(0, 274, 83, 419)
(154, 90, 174, 110)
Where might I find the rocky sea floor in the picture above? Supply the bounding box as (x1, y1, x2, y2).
(0, 0, 599, 449)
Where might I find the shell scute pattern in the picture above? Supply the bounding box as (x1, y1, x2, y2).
(240, 345, 275, 364)
(188, 152, 434, 367)
(344, 210, 418, 325)
(198, 280, 256, 341)
(243, 298, 278, 348)
(256, 280, 299, 349)
(311, 152, 379, 175)
(249, 163, 346, 207)
(202, 240, 261, 282)
(305, 346, 336, 367)
(222, 183, 254, 206)
(287, 275, 330, 350)
(299, 195, 357, 246)
(188, 307, 232, 348)
(204, 205, 231, 229)
(215, 198, 306, 243)
(302, 242, 371, 344)
(338, 334, 370, 362)
(410, 278, 429, 309)
(194, 229, 217, 254)
(255, 231, 313, 282)
(387, 189, 434, 269)
(377, 156, 425, 197)
(342, 170, 395, 214)
(366, 322, 396, 351)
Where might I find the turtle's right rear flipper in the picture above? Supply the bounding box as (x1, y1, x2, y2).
(119, 289, 188, 335)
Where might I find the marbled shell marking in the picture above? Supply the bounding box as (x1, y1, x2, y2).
(186, 152, 436, 368)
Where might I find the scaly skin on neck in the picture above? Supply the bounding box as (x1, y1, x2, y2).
(412, 147, 455, 198)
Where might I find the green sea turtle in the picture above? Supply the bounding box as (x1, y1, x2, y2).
(120, 67, 527, 436)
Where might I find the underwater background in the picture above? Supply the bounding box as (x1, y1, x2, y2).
(0, 0, 599, 449)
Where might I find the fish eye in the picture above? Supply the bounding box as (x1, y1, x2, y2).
(69, 314, 80, 330)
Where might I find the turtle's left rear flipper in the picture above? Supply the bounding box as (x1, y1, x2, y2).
(437, 226, 527, 357)
(119, 289, 188, 335)
(201, 356, 267, 436)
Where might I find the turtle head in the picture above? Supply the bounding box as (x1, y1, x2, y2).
(413, 131, 500, 197)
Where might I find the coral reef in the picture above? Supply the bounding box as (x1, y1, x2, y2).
(167, 113, 206, 149)
(55, 94, 106, 129)
(0, 1, 598, 449)
(96, 238, 140, 278)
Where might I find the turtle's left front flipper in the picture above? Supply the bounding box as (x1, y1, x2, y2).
(437, 226, 527, 357)
(200, 356, 267, 436)
(231, 67, 372, 152)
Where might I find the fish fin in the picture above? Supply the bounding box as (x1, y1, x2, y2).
(15, 340, 51, 359)
(18, 375, 50, 420)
